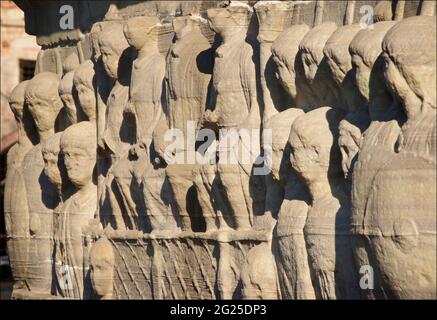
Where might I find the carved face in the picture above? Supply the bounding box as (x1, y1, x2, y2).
(382, 53, 423, 119)
(100, 46, 120, 80)
(207, 8, 236, 34)
(9, 101, 24, 122)
(62, 146, 95, 188)
(301, 52, 319, 85)
(90, 256, 114, 298)
(123, 22, 148, 50)
(60, 92, 77, 123)
(173, 16, 189, 39)
(325, 52, 350, 86)
(268, 141, 288, 182)
(90, 238, 114, 298)
(351, 54, 371, 101)
(273, 56, 296, 99)
(338, 121, 361, 179)
(75, 83, 96, 120)
(289, 127, 330, 184)
(42, 149, 62, 189)
(27, 97, 61, 133)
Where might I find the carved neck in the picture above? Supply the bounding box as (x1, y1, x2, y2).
(178, 25, 197, 39)
(402, 107, 435, 135)
(306, 172, 345, 202)
(39, 128, 55, 143)
(17, 121, 31, 147)
(78, 178, 95, 193)
(369, 87, 393, 120)
(220, 27, 247, 43)
(138, 39, 159, 59)
(341, 74, 365, 112)
(306, 174, 332, 202)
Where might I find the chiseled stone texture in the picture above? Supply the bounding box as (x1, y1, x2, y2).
(5, 0, 435, 300)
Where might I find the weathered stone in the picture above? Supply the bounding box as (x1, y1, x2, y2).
(4, 0, 435, 300)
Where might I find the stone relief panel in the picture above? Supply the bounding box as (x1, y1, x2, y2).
(4, 0, 436, 300)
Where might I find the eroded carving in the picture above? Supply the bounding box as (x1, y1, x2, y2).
(5, 0, 436, 301)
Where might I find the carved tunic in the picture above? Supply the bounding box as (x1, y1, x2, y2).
(22, 144, 59, 294)
(102, 83, 131, 158)
(130, 52, 166, 143)
(54, 183, 97, 299)
(304, 193, 360, 299)
(351, 119, 402, 236)
(213, 36, 258, 128)
(363, 113, 436, 298)
(167, 30, 212, 135)
(4, 143, 32, 287)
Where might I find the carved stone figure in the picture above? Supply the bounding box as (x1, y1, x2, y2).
(205, 1, 264, 230)
(22, 72, 64, 296)
(58, 71, 78, 128)
(165, 14, 214, 232)
(271, 24, 310, 109)
(348, 20, 401, 299)
(323, 24, 371, 182)
(89, 236, 115, 299)
(110, 16, 178, 232)
(269, 24, 315, 300)
(62, 53, 79, 73)
(41, 132, 72, 203)
(98, 23, 132, 160)
(240, 242, 279, 299)
(289, 107, 360, 299)
(4, 80, 35, 296)
(298, 22, 339, 109)
(365, 16, 436, 299)
(54, 121, 97, 299)
(4, 0, 435, 301)
(323, 24, 364, 112)
(97, 23, 133, 230)
(263, 109, 303, 223)
(73, 60, 97, 122)
(264, 109, 312, 300)
(253, 0, 293, 122)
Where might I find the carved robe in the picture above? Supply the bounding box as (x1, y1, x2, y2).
(4, 141, 32, 291)
(22, 144, 59, 295)
(54, 183, 97, 299)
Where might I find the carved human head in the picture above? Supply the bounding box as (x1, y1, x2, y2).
(73, 60, 96, 121)
(299, 22, 337, 85)
(207, 1, 252, 35)
(63, 53, 80, 74)
(382, 16, 436, 118)
(25, 72, 63, 134)
(173, 14, 204, 40)
(59, 71, 77, 124)
(349, 21, 397, 102)
(338, 117, 366, 180)
(98, 23, 130, 79)
(41, 132, 64, 191)
(254, 1, 292, 43)
(172, 15, 190, 40)
(89, 237, 114, 299)
(123, 16, 160, 50)
(60, 121, 96, 189)
(9, 80, 30, 122)
(264, 108, 304, 182)
(240, 243, 279, 299)
(271, 24, 310, 100)
(289, 106, 345, 185)
(373, 0, 394, 22)
(323, 24, 361, 86)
